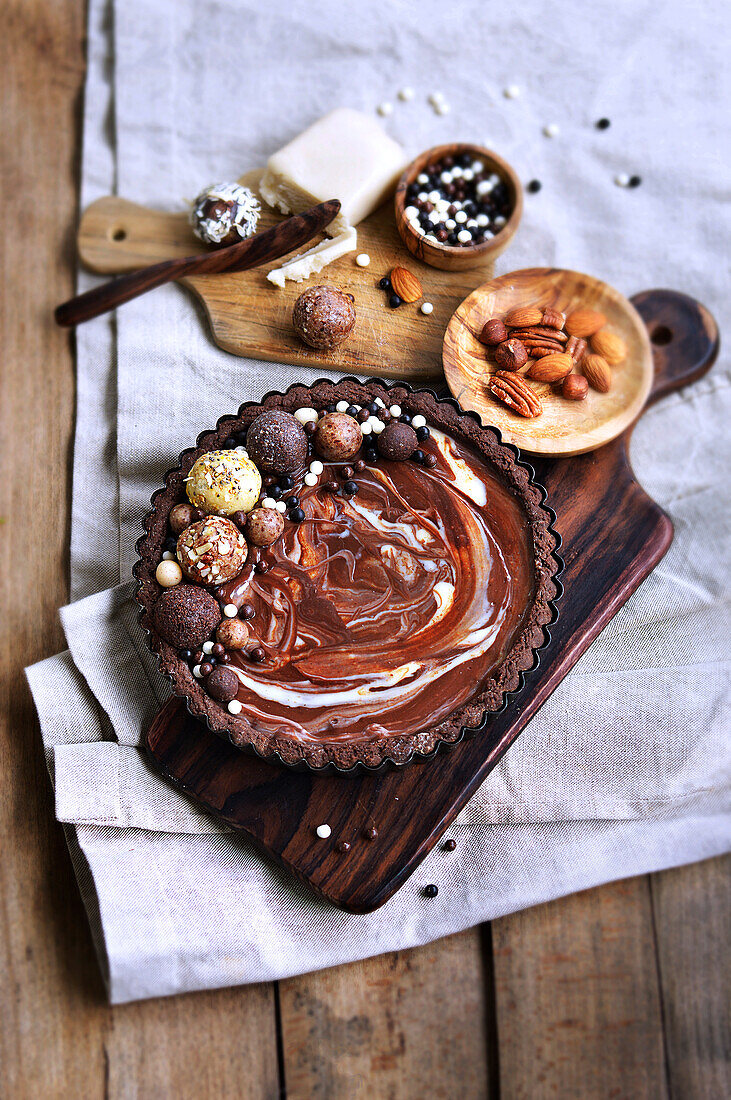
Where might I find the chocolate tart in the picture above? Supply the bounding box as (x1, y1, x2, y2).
(134, 379, 562, 772)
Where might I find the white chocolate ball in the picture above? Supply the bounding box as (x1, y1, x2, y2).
(186, 450, 262, 516)
(155, 560, 183, 587)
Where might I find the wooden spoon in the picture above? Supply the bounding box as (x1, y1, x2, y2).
(55, 199, 341, 326)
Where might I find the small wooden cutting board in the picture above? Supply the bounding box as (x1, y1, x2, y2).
(77, 170, 497, 380)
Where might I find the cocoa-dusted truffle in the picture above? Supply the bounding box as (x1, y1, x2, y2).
(216, 618, 249, 649)
(177, 516, 248, 584)
(153, 585, 221, 649)
(377, 420, 418, 461)
(313, 412, 362, 462)
(292, 285, 356, 350)
(186, 450, 261, 516)
(246, 411, 308, 474)
(246, 506, 285, 547)
(169, 502, 201, 535)
(205, 665, 240, 703)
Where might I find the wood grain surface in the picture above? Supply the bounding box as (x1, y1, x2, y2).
(443, 267, 654, 456)
(76, 173, 496, 380)
(2, 5, 729, 1098)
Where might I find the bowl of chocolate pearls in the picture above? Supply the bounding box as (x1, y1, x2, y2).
(394, 143, 523, 271)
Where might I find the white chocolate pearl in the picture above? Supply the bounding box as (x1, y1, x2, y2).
(304, 472, 318, 487)
(336, 400, 349, 412)
(202, 641, 214, 654)
(374, 397, 385, 407)
(435, 101, 450, 115)
(503, 84, 520, 99)
(451, 166, 463, 179)
(155, 560, 182, 587)
(455, 210, 467, 223)
(377, 101, 393, 117)
(228, 700, 243, 715)
(445, 218, 456, 230)
(420, 302, 434, 315)
(615, 173, 630, 187)
(360, 421, 372, 435)
(309, 460, 324, 475)
(294, 407, 318, 424)
(162, 551, 175, 561)
(476, 214, 488, 227)
(427, 190, 440, 203)
(425, 233, 438, 242)
(316, 824, 332, 839)
(428, 92, 445, 106)
(543, 123, 559, 138)
(370, 418, 385, 434)
(404, 205, 419, 219)
(494, 215, 507, 228)
(457, 230, 472, 243)
(193, 664, 203, 679)
(223, 603, 238, 618)
(275, 500, 287, 513)
(417, 173, 429, 185)
(355, 253, 371, 267)
(261, 497, 277, 509)
(411, 414, 427, 429)
(389, 405, 401, 417)
(398, 86, 414, 101)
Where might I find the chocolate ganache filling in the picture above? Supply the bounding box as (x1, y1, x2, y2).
(215, 428, 535, 743)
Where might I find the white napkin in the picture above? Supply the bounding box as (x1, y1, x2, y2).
(26, 0, 731, 1002)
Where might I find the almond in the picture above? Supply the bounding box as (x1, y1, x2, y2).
(582, 353, 612, 392)
(564, 309, 607, 337)
(590, 329, 625, 365)
(526, 352, 573, 382)
(504, 306, 543, 328)
(390, 266, 423, 304)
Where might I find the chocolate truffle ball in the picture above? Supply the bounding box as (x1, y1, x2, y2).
(245, 506, 285, 547)
(377, 420, 418, 461)
(153, 585, 221, 649)
(169, 502, 199, 535)
(216, 618, 249, 649)
(186, 450, 261, 516)
(177, 516, 248, 584)
(204, 665, 240, 703)
(292, 285, 356, 350)
(246, 411, 308, 475)
(313, 412, 362, 462)
(190, 182, 260, 247)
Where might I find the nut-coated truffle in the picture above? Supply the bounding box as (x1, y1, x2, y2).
(205, 665, 240, 703)
(376, 420, 418, 461)
(216, 618, 249, 649)
(292, 285, 356, 350)
(186, 450, 261, 516)
(313, 412, 362, 462)
(153, 585, 221, 649)
(246, 411, 308, 474)
(245, 506, 285, 547)
(177, 516, 248, 584)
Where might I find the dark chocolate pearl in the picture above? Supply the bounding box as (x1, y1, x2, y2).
(423, 201, 434, 213)
(357, 407, 370, 423)
(379, 408, 392, 423)
(368, 400, 379, 415)
(325, 402, 337, 413)
(323, 480, 339, 493)
(399, 412, 412, 425)
(335, 840, 351, 854)
(443, 838, 457, 852)
(223, 435, 238, 449)
(595, 117, 611, 129)
(194, 650, 205, 665)
(240, 603, 255, 620)
(364, 448, 378, 464)
(363, 825, 378, 841)
(629, 175, 642, 188)
(254, 559, 270, 573)
(443, 155, 454, 168)
(448, 232, 459, 246)
(287, 495, 300, 510)
(199, 661, 213, 677)
(423, 884, 439, 898)
(389, 294, 403, 308)
(278, 475, 294, 491)
(234, 430, 248, 446)
(219, 651, 232, 664)
(422, 453, 438, 468)
(263, 475, 276, 488)
(290, 507, 306, 523)
(339, 465, 354, 480)
(527, 179, 542, 193)
(304, 420, 317, 436)
(163, 536, 177, 553)
(249, 646, 266, 663)
(416, 425, 430, 442)
(343, 481, 358, 496)
(346, 405, 359, 419)
(378, 276, 391, 290)
(178, 648, 193, 662)
(230, 510, 248, 529)
(269, 484, 283, 501)
(436, 228, 448, 242)
(412, 449, 425, 464)
(353, 458, 366, 473)
(211, 642, 225, 659)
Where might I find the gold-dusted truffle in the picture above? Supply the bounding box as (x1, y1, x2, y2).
(186, 450, 262, 516)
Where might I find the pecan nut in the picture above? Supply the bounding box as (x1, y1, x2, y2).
(541, 307, 565, 330)
(566, 335, 588, 363)
(509, 325, 568, 343)
(488, 371, 543, 417)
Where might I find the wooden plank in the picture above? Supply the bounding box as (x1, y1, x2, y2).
(492, 878, 668, 1100)
(278, 928, 495, 1099)
(651, 855, 730, 1100)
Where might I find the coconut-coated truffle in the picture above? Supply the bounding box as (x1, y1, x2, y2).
(292, 285, 356, 349)
(246, 411, 309, 474)
(190, 182, 260, 247)
(246, 506, 285, 547)
(205, 665, 240, 703)
(377, 420, 418, 461)
(186, 450, 261, 516)
(177, 516, 248, 584)
(313, 412, 362, 462)
(153, 585, 221, 649)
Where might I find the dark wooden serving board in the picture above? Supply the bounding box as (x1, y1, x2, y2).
(146, 290, 718, 913)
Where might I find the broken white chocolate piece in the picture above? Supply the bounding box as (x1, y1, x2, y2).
(260, 109, 406, 237)
(266, 228, 357, 287)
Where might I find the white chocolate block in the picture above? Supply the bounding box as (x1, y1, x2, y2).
(260, 108, 406, 236)
(266, 227, 357, 287)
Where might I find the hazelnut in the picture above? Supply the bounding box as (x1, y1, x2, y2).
(494, 338, 528, 371)
(562, 374, 589, 401)
(479, 319, 508, 347)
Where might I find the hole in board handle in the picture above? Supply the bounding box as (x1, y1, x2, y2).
(651, 325, 673, 346)
(110, 227, 127, 242)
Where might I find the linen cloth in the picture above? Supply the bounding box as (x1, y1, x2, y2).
(26, 0, 731, 1002)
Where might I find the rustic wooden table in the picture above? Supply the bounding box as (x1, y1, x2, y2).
(1, 6, 728, 1097)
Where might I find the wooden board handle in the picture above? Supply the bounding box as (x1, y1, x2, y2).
(78, 196, 199, 273)
(632, 289, 719, 404)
